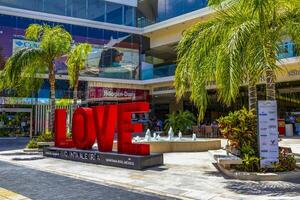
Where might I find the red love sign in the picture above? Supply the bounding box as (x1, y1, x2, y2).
(54, 102, 150, 156)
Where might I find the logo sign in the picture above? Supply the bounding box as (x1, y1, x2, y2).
(55, 102, 150, 156)
(257, 101, 279, 168)
(13, 39, 39, 53)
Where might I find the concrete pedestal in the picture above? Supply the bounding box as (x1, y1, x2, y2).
(43, 147, 163, 170)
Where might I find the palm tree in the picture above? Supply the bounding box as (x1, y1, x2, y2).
(1, 24, 72, 133)
(175, 0, 300, 119)
(66, 43, 92, 109)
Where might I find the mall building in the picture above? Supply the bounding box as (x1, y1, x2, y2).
(0, 0, 299, 136)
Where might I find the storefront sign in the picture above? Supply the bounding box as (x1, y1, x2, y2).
(257, 101, 279, 168)
(88, 87, 149, 101)
(55, 102, 150, 156)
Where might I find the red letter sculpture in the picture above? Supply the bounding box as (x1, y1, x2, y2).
(72, 108, 96, 149)
(117, 102, 150, 155)
(93, 105, 117, 152)
(54, 109, 74, 148)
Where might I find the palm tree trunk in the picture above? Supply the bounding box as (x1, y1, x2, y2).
(73, 85, 78, 111)
(48, 65, 56, 134)
(266, 69, 276, 100)
(248, 83, 257, 113)
(72, 73, 79, 111)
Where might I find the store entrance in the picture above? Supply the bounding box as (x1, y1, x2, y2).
(0, 108, 33, 138)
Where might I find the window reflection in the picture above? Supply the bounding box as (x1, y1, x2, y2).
(106, 2, 123, 25)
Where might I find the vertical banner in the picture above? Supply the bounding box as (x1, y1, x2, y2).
(258, 101, 279, 168)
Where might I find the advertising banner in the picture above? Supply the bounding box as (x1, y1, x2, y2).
(12, 38, 140, 80)
(257, 101, 279, 168)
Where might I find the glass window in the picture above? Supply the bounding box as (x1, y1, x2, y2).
(184, 0, 207, 12)
(43, 0, 66, 16)
(87, 0, 105, 22)
(16, 17, 35, 29)
(0, 0, 43, 12)
(88, 27, 104, 41)
(0, 14, 16, 27)
(165, 0, 184, 19)
(157, 0, 167, 22)
(71, 25, 88, 38)
(124, 6, 135, 26)
(106, 2, 123, 25)
(103, 30, 118, 41)
(67, 0, 87, 19)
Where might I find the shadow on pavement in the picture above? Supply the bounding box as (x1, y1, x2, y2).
(224, 180, 300, 197)
(0, 137, 29, 151)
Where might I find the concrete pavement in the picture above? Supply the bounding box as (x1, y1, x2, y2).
(1, 137, 300, 199)
(0, 150, 300, 200)
(0, 137, 29, 151)
(0, 160, 169, 200)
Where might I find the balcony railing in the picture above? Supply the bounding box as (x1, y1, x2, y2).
(153, 64, 176, 78)
(278, 42, 297, 59)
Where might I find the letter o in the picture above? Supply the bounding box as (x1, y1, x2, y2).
(72, 108, 96, 150)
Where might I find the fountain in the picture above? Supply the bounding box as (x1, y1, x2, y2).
(168, 127, 174, 141)
(192, 133, 197, 141)
(177, 131, 183, 141)
(156, 133, 161, 141)
(144, 129, 151, 142)
(110, 128, 221, 153)
(129, 129, 222, 153)
(153, 132, 157, 140)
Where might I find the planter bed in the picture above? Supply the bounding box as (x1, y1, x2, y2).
(217, 163, 300, 181)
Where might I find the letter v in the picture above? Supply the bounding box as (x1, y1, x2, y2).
(93, 105, 117, 152)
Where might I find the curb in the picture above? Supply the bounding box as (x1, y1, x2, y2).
(217, 163, 300, 181)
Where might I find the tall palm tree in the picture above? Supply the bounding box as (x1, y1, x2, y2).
(1, 24, 72, 133)
(66, 43, 92, 109)
(176, 0, 300, 119)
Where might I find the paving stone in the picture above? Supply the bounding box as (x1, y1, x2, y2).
(1, 138, 300, 200)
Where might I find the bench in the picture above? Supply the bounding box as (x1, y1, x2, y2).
(209, 150, 243, 169)
(37, 142, 54, 152)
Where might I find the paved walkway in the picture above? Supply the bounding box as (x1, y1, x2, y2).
(0, 137, 29, 151)
(0, 187, 30, 200)
(0, 160, 168, 200)
(0, 150, 300, 200)
(279, 136, 300, 155)
(1, 137, 300, 199)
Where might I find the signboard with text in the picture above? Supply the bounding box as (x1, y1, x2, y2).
(258, 101, 279, 168)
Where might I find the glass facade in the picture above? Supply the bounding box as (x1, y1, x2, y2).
(278, 41, 297, 59)
(137, 0, 208, 27)
(0, 14, 148, 81)
(0, 0, 136, 27)
(0, 0, 209, 28)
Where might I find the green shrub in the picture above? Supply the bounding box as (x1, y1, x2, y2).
(240, 155, 261, 172)
(217, 108, 258, 156)
(218, 108, 261, 172)
(0, 129, 9, 137)
(273, 148, 297, 172)
(218, 108, 297, 173)
(37, 130, 53, 142)
(26, 139, 38, 149)
(164, 110, 196, 134)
